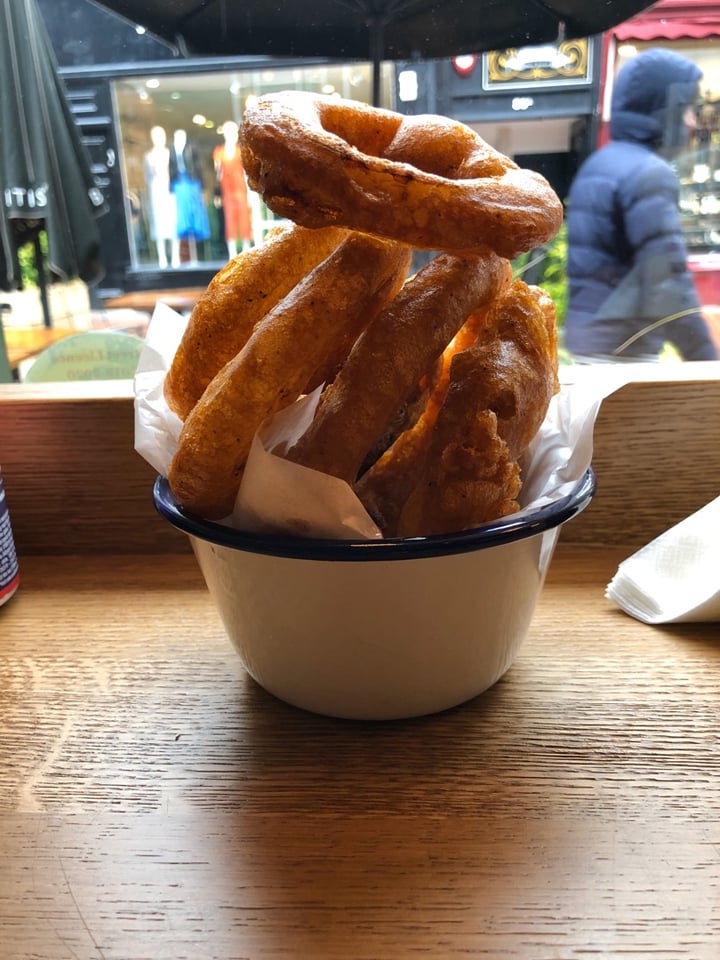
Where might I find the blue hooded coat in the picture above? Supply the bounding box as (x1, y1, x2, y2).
(565, 48, 718, 361)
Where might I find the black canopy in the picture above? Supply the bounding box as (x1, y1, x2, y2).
(88, 0, 660, 103)
(87, 0, 661, 59)
(1, 0, 106, 324)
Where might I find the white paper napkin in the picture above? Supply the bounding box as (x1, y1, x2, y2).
(606, 495, 720, 623)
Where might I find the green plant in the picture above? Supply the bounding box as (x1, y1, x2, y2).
(17, 231, 48, 288)
(512, 221, 568, 328)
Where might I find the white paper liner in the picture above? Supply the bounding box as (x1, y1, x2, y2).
(134, 303, 631, 539)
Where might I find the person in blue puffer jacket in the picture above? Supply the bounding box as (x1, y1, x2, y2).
(565, 48, 718, 362)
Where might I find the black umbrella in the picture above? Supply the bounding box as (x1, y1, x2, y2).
(88, 0, 660, 104)
(0, 0, 106, 327)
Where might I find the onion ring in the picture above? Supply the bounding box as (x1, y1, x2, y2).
(397, 410, 522, 538)
(241, 91, 563, 259)
(285, 250, 512, 485)
(164, 224, 346, 420)
(354, 306, 495, 536)
(167, 233, 411, 519)
(394, 279, 560, 537)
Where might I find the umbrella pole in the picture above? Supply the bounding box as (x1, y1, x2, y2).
(33, 233, 52, 329)
(368, 15, 384, 106)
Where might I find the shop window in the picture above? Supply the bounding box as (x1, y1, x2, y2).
(113, 63, 375, 270)
(677, 97, 720, 254)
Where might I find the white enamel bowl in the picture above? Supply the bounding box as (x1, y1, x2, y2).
(153, 469, 595, 720)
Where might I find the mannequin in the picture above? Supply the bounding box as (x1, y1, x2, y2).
(213, 120, 253, 258)
(143, 126, 180, 267)
(169, 128, 210, 264)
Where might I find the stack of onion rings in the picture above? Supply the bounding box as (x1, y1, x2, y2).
(164, 91, 562, 534)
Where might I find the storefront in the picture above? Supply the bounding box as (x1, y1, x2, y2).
(38, 0, 390, 301)
(607, 0, 720, 306)
(394, 35, 604, 204)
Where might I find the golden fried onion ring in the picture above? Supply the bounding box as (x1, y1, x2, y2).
(167, 233, 411, 519)
(241, 91, 563, 259)
(164, 224, 347, 420)
(354, 306, 495, 536)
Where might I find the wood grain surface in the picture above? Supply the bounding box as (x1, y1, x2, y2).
(103, 286, 205, 314)
(1, 549, 719, 959)
(3, 326, 77, 369)
(569, 365, 720, 547)
(0, 382, 189, 555)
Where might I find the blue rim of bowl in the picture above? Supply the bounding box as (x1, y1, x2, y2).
(153, 467, 595, 562)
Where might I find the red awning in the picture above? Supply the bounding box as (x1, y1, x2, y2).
(613, 0, 720, 40)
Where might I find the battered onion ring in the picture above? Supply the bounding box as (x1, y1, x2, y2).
(167, 233, 411, 520)
(164, 224, 346, 420)
(395, 280, 560, 538)
(285, 250, 512, 485)
(241, 91, 563, 259)
(354, 306, 495, 536)
(397, 411, 522, 539)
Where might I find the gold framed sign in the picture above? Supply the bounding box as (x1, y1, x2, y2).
(483, 38, 591, 89)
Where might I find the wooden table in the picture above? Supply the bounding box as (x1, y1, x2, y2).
(103, 286, 206, 315)
(3, 325, 75, 370)
(1, 367, 719, 959)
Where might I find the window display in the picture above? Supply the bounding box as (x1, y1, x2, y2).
(677, 99, 720, 253)
(113, 63, 378, 271)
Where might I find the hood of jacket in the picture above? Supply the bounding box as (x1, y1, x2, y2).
(610, 48, 702, 149)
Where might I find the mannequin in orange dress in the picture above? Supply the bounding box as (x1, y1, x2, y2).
(213, 121, 253, 258)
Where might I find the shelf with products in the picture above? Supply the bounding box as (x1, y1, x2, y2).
(675, 143, 720, 306)
(677, 146, 720, 253)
